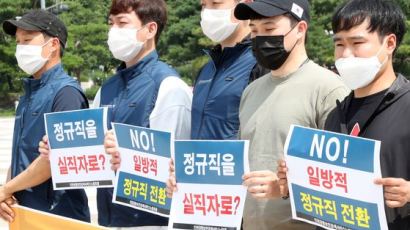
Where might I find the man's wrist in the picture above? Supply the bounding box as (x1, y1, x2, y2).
(3, 183, 13, 198)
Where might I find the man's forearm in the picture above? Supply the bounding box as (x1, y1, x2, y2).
(4, 156, 51, 195)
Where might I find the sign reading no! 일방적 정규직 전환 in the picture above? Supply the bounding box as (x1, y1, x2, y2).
(284, 125, 388, 230)
(112, 123, 173, 217)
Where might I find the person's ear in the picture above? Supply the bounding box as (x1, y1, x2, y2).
(51, 38, 59, 50)
(145, 22, 158, 41)
(296, 21, 308, 41)
(48, 38, 59, 57)
(385, 34, 397, 56)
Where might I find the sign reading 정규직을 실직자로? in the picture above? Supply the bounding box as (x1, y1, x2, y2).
(168, 140, 249, 230)
(44, 108, 114, 190)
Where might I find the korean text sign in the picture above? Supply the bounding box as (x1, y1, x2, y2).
(112, 123, 173, 217)
(44, 108, 114, 189)
(169, 140, 249, 230)
(284, 125, 387, 230)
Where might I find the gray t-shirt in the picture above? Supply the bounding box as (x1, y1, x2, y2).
(239, 61, 350, 230)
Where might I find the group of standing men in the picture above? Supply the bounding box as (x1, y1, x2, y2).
(0, 0, 409, 229)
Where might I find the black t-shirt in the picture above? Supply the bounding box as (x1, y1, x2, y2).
(52, 86, 89, 111)
(346, 89, 387, 134)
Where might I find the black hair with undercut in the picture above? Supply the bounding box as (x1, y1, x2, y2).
(332, 0, 407, 52)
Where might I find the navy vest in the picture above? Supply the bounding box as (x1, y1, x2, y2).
(97, 51, 179, 227)
(191, 41, 256, 140)
(12, 64, 90, 222)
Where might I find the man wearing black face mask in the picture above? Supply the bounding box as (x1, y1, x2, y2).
(252, 24, 299, 71)
(234, 0, 350, 229)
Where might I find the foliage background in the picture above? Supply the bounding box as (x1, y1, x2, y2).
(0, 0, 409, 109)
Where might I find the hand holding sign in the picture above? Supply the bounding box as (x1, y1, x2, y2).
(242, 170, 281, 199)
(104, 130, 121, 171)
(38, 135, 49, 159)
(0, 198, 16, 223)
(166, 159, 177, 198)
(374, 178, 410, 208)
(277, 159, 289, 198)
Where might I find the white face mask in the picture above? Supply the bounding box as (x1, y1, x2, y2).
(107, 27, 144, 62)
(15, 40, 51, 75)
(200, 8, 239, 43)
(335, 44, 387, 90)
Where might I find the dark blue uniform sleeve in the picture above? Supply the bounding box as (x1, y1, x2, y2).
(52, 86, 89, 112)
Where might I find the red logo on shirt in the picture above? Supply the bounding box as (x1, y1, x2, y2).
(350, 123, 360, 136)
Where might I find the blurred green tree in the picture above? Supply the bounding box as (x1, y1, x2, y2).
(0, 0, 409, 109)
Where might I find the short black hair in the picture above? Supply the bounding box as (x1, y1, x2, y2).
(109, 0, 167, 44)
(332, 0, 407, 51)
(249, 13, 298, 27)
(42, 33, 64, 58)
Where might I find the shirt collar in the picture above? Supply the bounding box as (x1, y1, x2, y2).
(116, 50, 159, 82)
(23, 63, 64, 93)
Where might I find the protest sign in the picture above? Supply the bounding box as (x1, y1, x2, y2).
(45, 108, 114, 189)
(169, 140, 249, 230)
(285, 125, 388, 230)
(112, 123, 173, 216)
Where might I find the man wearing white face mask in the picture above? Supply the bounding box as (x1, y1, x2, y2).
(166, 0, 268, 209)
(190, 0, 268, 141)
(279, 1, 410, 229)
(323, 0, 410, 229)
(0, 9, 90, 222)
(93, 0, 192, 229)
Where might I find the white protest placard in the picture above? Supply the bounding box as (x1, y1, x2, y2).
(284, 125, 388, 230)
(44, 108, 115, 189)
(168, 140, 249, 230)
(112, 123, 173, 217)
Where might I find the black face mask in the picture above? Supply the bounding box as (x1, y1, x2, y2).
(252, 26, 298, 70)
